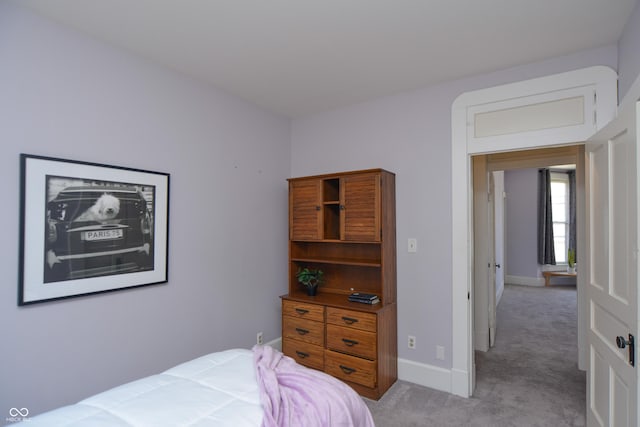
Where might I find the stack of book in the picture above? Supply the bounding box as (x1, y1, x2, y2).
(348, 292, 380, 305)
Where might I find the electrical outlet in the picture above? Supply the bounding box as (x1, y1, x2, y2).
(436, 345, 445, 360)
(256, 332, 263, 345)
(408, 335, 416, 349)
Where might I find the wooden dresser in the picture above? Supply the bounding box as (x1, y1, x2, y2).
(281, 169, 397, 400)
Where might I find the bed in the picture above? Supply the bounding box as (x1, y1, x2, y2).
(19, 346, 375, 427)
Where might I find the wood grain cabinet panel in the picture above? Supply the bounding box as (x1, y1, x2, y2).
(290, 179, 322, 240)
(282, 169, 397, 400)
(326, 307, 377, 332)
(282, 340, 325, 370)
(326, 324, 377, 360)
(282, 300, 325, 322)
(325, 350, 377, 388)
(341, 173, 380, 242)
(282, 316, 325, 346)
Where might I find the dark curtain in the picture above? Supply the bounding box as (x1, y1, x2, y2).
(538, 168, 555, 265)
(568, 170, 577, 256)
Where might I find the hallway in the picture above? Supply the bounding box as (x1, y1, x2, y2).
(474, 283, 585, 425)
(366, 283, 585, 426)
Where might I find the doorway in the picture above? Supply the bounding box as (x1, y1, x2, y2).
(472, 145, 584, 360)
(472, 146, 585, 410)
(450, 66, 617, 397)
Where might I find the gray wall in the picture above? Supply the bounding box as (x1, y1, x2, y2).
(0, 3, 290, 416)
(3, 0, 640, 418)
(618, 0, 640, 100)
(504, 169, 540, 279)
(290, 47, 618, 367)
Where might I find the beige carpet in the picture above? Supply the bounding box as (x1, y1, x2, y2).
(365, 284, 584, 426)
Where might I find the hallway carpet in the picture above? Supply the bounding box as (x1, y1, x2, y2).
(365, 284, 585, 426)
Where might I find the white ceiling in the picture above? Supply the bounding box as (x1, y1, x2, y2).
(21, 0, 638, 117)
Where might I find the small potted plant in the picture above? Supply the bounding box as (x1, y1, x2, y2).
(567, 248, 576, 273)
(295, 267, 324, 296)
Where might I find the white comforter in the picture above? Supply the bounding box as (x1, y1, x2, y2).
(23, 349, 264, 427)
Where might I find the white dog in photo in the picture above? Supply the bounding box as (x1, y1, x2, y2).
(74, 193, 121, 223)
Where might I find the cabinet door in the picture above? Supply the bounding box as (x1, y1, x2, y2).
(341, 173, 380, 241)
(290, 179, 322, 240)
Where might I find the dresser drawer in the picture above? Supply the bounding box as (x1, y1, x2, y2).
(326, 307, 377, 332)
(325, 350, 376, 388)
(283, 316, 325, 346)
(326, 324, 376, 360)
(282, 339, 324, 371)
(283, 300, 325, 322)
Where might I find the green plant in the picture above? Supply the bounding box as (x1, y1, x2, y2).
(295, 267, 324, 288)
(567, 248, 576, 267)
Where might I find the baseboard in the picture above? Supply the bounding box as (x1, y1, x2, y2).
(451, 368, 471, 397)
(398, 358, 451, 394)
(474, 330, 490, 352)
(496, 284, 504, 305)
(505, 274, 544, 287)
(266, 337, 282, 351)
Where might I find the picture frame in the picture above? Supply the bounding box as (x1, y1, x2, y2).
(18, 154, 170, 305)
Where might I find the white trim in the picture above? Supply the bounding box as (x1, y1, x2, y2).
(397, 358, 452, 393)
(266, 337, 282, 351)
(475, 330, 490, 352)
(451, 368, 471, 397)
(468, 87, 595, 152)
(496, 283, 504, 306)
(451, 66, 617, 398)
(451, 98, 474, 397)
(505, 275, 545, 287)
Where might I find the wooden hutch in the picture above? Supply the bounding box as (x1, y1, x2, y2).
(281, 168, 397, 400)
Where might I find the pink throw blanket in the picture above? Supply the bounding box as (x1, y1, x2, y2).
(253, 345, 376, 427)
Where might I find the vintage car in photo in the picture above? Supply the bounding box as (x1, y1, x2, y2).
(45, 186, 154, 282)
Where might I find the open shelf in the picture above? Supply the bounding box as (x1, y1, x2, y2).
(323, 203, 340, 240)
(290, 261, 382, 299)
(291, 257, 381, 267)
(323, 178, 340, 203)
(291, 241, 381, 263)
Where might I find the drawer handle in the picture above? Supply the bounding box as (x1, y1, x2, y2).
(295, 328, 309, 335)
(342, 316, 359, 325)
(295, 308, 309, 315)
(339, 365, 356, 375)
(342, 338, 359, 347)
(296, 351, 310, 359)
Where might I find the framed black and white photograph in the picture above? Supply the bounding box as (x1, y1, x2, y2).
(19, 154, 170, 305)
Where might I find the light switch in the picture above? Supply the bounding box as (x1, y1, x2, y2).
(408, 238, 417, 253)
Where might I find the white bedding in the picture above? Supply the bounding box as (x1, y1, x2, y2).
(22, 349, 264, 427)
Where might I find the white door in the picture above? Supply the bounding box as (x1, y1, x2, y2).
(484, 170, 504, 349)
(487, 171, 496, 347)
(491, 171, 506, 346)
(473, 156, 491, 352)
(586, 101, 639, 427)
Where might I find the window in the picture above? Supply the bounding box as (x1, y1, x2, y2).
(550, 172, 570, 264)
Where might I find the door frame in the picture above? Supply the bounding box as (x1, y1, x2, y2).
(450, 65, 618, 396)
(473, 147, 584, 354)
